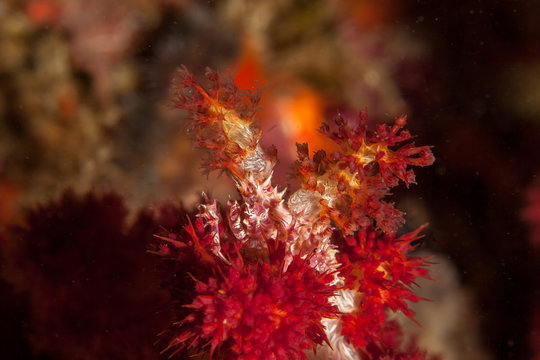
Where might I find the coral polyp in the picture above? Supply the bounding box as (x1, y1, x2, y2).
(172, 243, 337, 359)
(155, 67, 436, 359)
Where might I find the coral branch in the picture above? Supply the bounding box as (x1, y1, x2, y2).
(294, 110, 434, 234)
(171, 67, 268, 180)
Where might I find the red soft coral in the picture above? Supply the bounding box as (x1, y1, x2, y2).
(319, 111, 434, 188)
(1, 190, 174, 359)
(294, 111, 434, 235)
(159, 226, 338, 359)
(337, 225, 432, 351)
(159, 67, 437, 360)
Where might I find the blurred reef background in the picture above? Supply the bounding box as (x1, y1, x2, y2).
(1, 0, 539, 359)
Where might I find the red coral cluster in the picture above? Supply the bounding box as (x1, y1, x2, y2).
(337, 226, 432, 353)
(294, 110, 434, 235)
(156, 218, 338, 359)
(1, 190, 176, 359)
(320, 112, 434, 187)
(158, 68, 437, 359)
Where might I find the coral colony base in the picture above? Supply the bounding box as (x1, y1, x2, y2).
(152, 67, 437, 360)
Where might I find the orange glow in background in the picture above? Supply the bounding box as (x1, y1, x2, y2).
(25, 0, 60, 26)
(272, 86, 338, 157)
(233, 41, 338, 159)
(336, 0, 398, 28)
